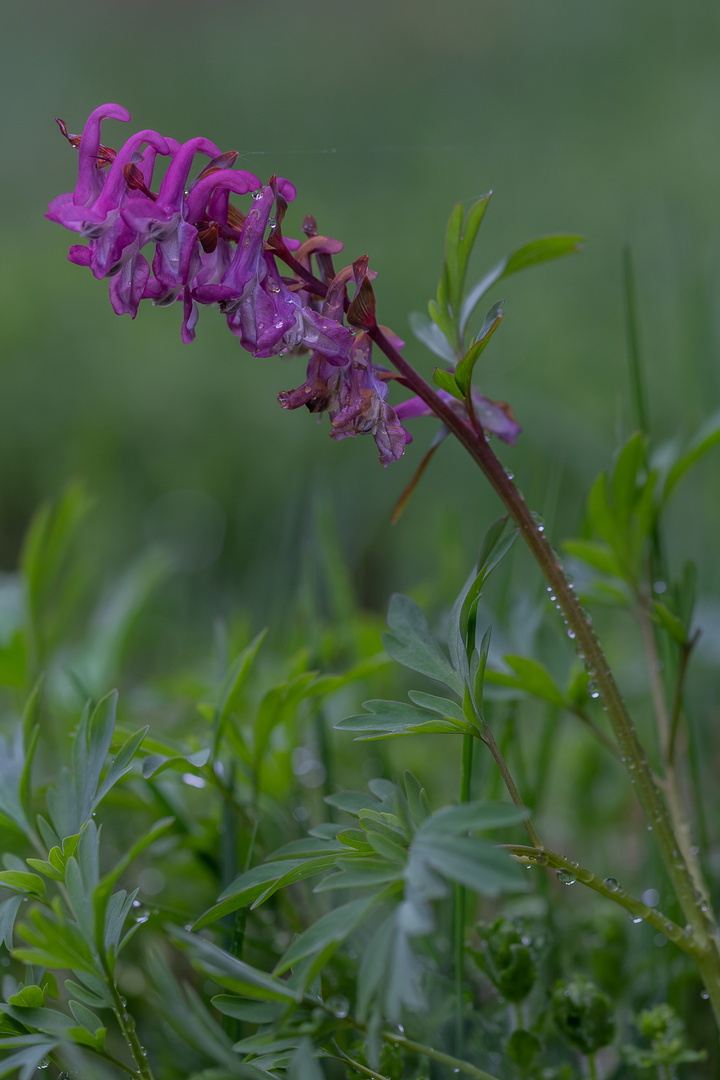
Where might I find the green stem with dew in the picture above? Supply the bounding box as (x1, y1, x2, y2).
(454, 734, 474, 1056)
(366, 323, 720, 1028)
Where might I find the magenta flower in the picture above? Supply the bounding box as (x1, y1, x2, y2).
(279, 264, 410, 465)
(194, 184, 355, 362)
(47, 105, 172, 279)
(329, 332, 411, 466)
(48, 104, 520, 466)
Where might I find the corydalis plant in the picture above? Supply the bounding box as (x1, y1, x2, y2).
(48, 103, 522, 466)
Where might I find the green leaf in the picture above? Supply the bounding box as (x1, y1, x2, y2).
(213, 629, 267, 757)
(611, 431, 647, 526)
(7, 986, 45, 1008)
(455, 300, 504, 396)
(587, 471, 615, 546)
(289, 1039, 325, 1080)
(562, 539, 622, 578)
(407, 691, 465, 721)
(323, 791, 373, 818)
(68, 999, 105, 1042)
(428, 297, 454, 346)
(12, 902, 98, 974)
(274, 890, 391, 976)
(412, 835, 526, 895)
(20, 481, 91, 660)
(47, 691, 119, 840)
(358, 808, 406, 841)
(168, 926, 303, 1003)
(314, 862, 403, 892)
(269, 837, 345, 859)
(64, 978, 111, 1009)
(456, 194, 492, 287)
(420, 801, 529, 835)
(95, 726, 148, 802)
(251, 856, 344, 909)
(193, 860, 307, 929)
(0, 1037, 58, 1079)
(460, 234, 583, 335)
(253, 671, 318, 777)
(382, 594, 463, 694)
(335, 698, 470, 738)
(0, 1006, 104, 1053)
(500, 656, 566, 707)
(141, 747, 210, 779)
(19, 683, 41, 830)
(211, 997, 282, 1024)
(0, 895, 23, 950)
(24, 858, 63, 883)
(443, 202, 464, 317)
(357, 914, 395, 1021)
(652, 601, 688, 645)
(404, 771, 431, 826)
(0, 871, 46, 898)
(662, 408, 720, 501)
(449, 517, 518, 677)
(432, 366, 464, 400)
(103, 887, 138, 958)
(0, 726, 33, 837)
(409, 312, 457, 364)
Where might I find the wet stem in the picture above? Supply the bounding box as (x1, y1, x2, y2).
(364, 324, 720, 1031)
(104, 958, 155, 1080)
(454, 734, 474, 1056)
(275, 253, 720, 1029)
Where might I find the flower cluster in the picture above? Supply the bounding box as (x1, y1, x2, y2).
(48, 104, 519, 465)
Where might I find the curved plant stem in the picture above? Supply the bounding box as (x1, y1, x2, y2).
(104, 959, 155, 1080)
(477, 724, 543, 849)
(503, 844, 698, 957)
(382, 1031, 501, 1080)
(363, 322, 720, 1027)
(328, 1042, 391, 1080)
(454, 734, 474, 1056)
(637, 603, 713, 912)
(330, 1012, 502, 1080)
(273, 251, 720, 1026)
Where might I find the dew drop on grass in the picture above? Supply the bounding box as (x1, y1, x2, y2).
(604, 877, 620, 892)
(556, 870, 576, 885)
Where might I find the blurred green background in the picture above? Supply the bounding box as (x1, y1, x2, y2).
(2, 7, 720, 1065)
(2, 0, 720, 621)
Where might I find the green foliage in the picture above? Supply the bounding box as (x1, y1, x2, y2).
(623, 1003, 706, 1070)
(412, 195, 583, 367)
(550, 975, 615, 1056)
(2, 251, 720, 1079)
(473, 919, 537, 1002)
